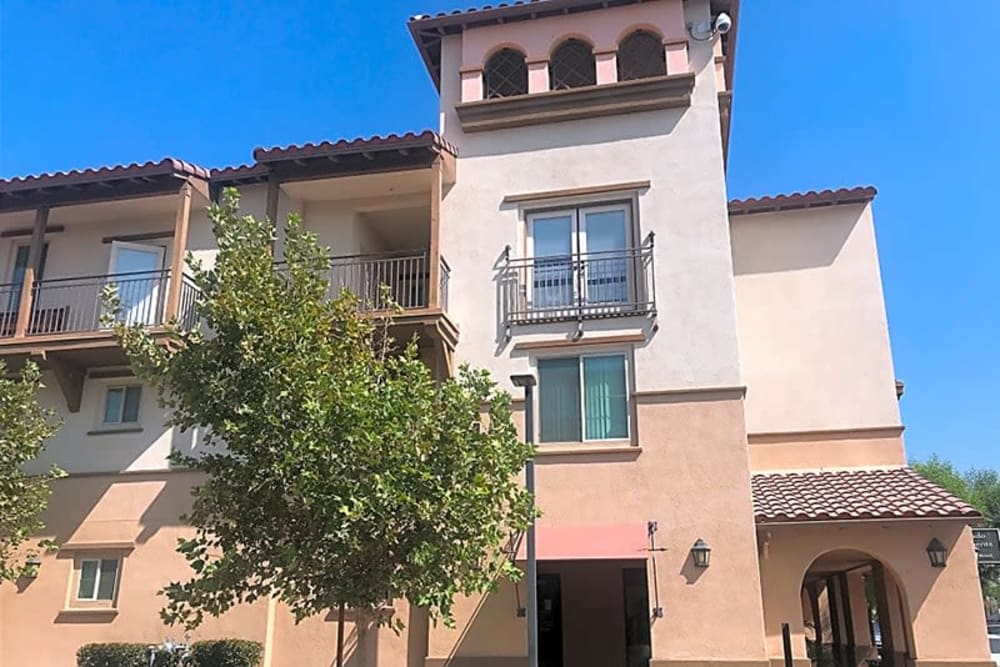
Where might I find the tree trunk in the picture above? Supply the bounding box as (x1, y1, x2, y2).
(336, 603, 346, 667)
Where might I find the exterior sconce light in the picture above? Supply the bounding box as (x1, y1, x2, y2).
(926, 538, 948, 568)
(691, 539, 711, 568)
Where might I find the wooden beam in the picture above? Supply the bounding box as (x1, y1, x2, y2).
(427, 158, 443, 309)
(164, 182, 192, 321)
(265, 172, 280, 253)
(101, 230, 173, 244)
(48, 355, 85, 413)
(14, 208, 48, 338)
(0, 224, 64, 238)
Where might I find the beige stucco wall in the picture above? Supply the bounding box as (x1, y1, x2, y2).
(23, 372, 189, 476)
(757, 521, 992, 667)
(731, 203, 901, 436)
(438, 0, 742, 396)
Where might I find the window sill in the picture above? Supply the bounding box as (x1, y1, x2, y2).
(87, 426, 143, 436)
(455, 73, 695, 133)
(57, 608, 118, 619)
(535, 442, 640, 458)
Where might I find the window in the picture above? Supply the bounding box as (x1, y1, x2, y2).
(549, 39, 596, 90)
(103, 386, 142, 424)
(77, 558, 119, 601)
(8, 243, 48, 311)
(484, 48, 528, 98)
(527, 204, 633, 313)
(617, 30, 667, 81)
(538, 354, 629, 442)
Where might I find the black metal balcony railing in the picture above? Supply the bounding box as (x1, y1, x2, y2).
(500, 233, 655, 334)
(0, 269, 198, 339)
(304, 250, 450, 312)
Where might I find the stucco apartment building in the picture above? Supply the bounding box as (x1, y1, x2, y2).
(0, 1, 992, 666)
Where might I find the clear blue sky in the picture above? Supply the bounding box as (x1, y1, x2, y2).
(1, 1, 996, 469)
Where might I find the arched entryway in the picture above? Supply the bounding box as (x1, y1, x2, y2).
(801, 550, 913, 667)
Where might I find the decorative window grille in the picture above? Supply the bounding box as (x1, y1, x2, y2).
(549, 39, 596, 90)
(484, 48, 528, 98)
(617, 30, 667, 81)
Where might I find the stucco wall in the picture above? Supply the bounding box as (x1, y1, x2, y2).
(732, 203, 902, 436)
(24, 372, 189, 476)
(439, 0, 741, 396)
(757, 521, 992, 667)
(429, 395, 769, 666)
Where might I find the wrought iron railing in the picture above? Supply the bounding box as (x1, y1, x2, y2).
(500, 233, 655, 333)
(316, 250, 450, 312)
(0, 269, 200, 337)
(0, 283, 24, 338)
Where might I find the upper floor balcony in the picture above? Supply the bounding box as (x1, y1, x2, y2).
(500, 232, 656, 339)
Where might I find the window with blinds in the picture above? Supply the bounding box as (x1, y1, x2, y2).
(538, 354, 629, 442)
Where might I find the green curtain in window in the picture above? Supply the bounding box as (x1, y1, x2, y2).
(583, 355, 628, 439)
(97, 559, 118, 600)
(539, 358, 582, 442)
(78, 561, 98, 599)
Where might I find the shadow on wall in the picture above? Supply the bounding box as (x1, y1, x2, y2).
(731, 205, 863, 276)
(441, 576, 525, 666)
(39, 471, 196, 548)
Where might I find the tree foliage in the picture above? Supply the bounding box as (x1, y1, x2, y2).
(106, 189, 534, 631)
(913, 454, 1000, 608)
(0, 360, 62, 582)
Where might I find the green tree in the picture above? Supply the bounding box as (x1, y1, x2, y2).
(913, 455, 1000, 610)
(105, 189, 534, 662)
(0, 360, 62, 582)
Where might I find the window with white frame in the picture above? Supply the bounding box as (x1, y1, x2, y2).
(527, 203, 634, 313)
(76, 558, 120, 601)
(538, 353, 629, 442)
(102, 385, 141, 425)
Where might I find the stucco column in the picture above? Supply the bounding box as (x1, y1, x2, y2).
(460, 67, 483, 102)
(664, 38, 689, 75)
(594, 49, 617, 85)
(526, 58, 548, 93)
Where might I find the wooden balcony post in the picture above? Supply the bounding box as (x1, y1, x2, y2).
(165, 181, 193, 322)
(427, 158, 443, 310)
(266, 171, 280, 255)
(14, 206, 48, 337)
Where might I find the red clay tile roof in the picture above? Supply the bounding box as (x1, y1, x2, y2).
(0, 158, 210, 194)
(253, 130, 457, 162)
(752, 467, 981, 524)
(728, 186, 877, 217)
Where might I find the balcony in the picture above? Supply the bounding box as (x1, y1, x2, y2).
(322, 250, 450, 312)
(500, 233, 656, 337)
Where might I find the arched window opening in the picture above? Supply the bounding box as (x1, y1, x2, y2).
(617, 30, 666, 81)
(484, 48, 528, 98)
(549, 39, 596, 90)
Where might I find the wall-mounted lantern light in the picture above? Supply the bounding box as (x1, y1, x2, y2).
(691, 539, 711, 568)
(926, 538, 948, 568)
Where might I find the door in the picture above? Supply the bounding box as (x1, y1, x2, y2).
(528, 212, 576, 311)
(622, 567, 652, 667)
(108, 242, 165, 325)
(8, 243, 48, 312)
(581, 206, 630, 307)
(538, 573, 564, 667)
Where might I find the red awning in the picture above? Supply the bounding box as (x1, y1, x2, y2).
(513, 524, 649, 561)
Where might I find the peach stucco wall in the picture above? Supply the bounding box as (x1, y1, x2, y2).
(0, 471, 383, 667)
(747, 428, 906, 472)
(757, 521, 992, 667)
(732, 203, 902, 435)
(428, 395, 770, 666)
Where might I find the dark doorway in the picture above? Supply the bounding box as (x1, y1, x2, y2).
(622, 567, 651, 667)
(538, 573, 564, 667)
